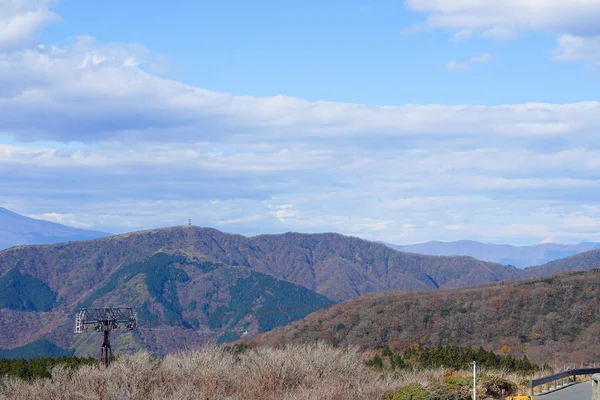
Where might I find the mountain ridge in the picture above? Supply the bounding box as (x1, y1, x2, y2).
(0, 226, 523, 306)
(390, 239, 600, 268)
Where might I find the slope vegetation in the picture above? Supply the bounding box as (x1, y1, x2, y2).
(0, 344, 535, 400)
(247, 270, 600, 365)
(0, 251, 332, 356)
(0, 226, 521, 305)
(524, 249, 600, 277)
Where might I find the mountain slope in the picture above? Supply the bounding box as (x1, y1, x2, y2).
(246, 269, 600, 365)
(2, 226, 598, 358)
(390, 240, 600, 268)
(523, 249, 600, 277)
(0, 207, 110, 250)
(0, 251, 333, 356)
(0, 226, 521, 305)
(0, 226, 523, 356)
(0, 339, 73, 359)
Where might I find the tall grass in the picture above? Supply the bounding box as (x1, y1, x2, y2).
(0, 343, 534, 400)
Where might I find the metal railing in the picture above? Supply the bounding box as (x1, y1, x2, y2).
(530, 367, 600, 396)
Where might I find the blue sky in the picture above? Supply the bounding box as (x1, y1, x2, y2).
(1, 0, 600, 244)
(38, 0, 600, 105)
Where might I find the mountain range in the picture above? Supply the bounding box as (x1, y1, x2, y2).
(0, 207, 110, 251)
(2, 205, 595, 268)
(1, 225, 600, 358)
(246, 269, 600, 365)
(389, 240, 600, 268)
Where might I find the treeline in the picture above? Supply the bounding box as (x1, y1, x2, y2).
(0, 356, 98, 380)
(367, 344, 542, 373)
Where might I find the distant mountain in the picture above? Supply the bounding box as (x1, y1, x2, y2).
(0, 226, 520, 357)
(389, 240, 600, 268)
(0, 207, 110, 250)
(246, 269, 600, 365)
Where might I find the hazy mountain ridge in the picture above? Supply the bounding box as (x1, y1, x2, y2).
(246, 269, 600, 365)
(390, 239, 600, 268)
(0, 207, 110, 250)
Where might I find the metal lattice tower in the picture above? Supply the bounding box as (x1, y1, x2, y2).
(75, 308, 137, 367)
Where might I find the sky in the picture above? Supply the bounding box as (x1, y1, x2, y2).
(1, 0, 600, 245)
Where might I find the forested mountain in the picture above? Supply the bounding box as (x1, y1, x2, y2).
(0, 250, 332, 357)
(390, 240, 600, 268)
(0, 226, 519, 357)
(0, 226, 522, 305)
(1, 225, 600, 358)
(523, 249, 600, 277)
(246, 270, 600, 365)
(0, 207, 110, 250)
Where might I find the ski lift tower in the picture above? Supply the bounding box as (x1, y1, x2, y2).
(75, 307, 137, 367)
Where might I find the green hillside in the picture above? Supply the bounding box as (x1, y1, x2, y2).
(0, 268, 57, 311)
(0, 339, 72, 359)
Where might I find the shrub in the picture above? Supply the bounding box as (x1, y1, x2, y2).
(365, 354, 383, 369)
(480, 374, 516, 397)
(444, 376, 472, 396)
(384, 384, 433, 400)
(0, 343, 533, 400)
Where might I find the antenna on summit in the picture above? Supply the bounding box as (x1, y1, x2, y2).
(188, 219, 192, 226)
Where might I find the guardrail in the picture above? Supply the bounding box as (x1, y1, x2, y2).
(530, 367, 600, 396)
(592, 374, 600, 400)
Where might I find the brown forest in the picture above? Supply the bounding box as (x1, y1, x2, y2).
(247, 270, 600, 366)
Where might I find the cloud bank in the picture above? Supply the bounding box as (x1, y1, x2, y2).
(2, 38, 600, 144)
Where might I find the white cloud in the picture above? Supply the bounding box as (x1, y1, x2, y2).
(445, 60, 467, 71)
(1, 39, 600, 144)
(0, 0, 60, 50)
(404, 0, 600, 38)
(4, 123, 600, 246)
(405, 0, 600, 64)
(271, 204, 297, 222)
(445, 53, 493, 70)
(553, 34, 600, 66)
(560, 215, 600, 231)
(29, 212, 93, 228)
